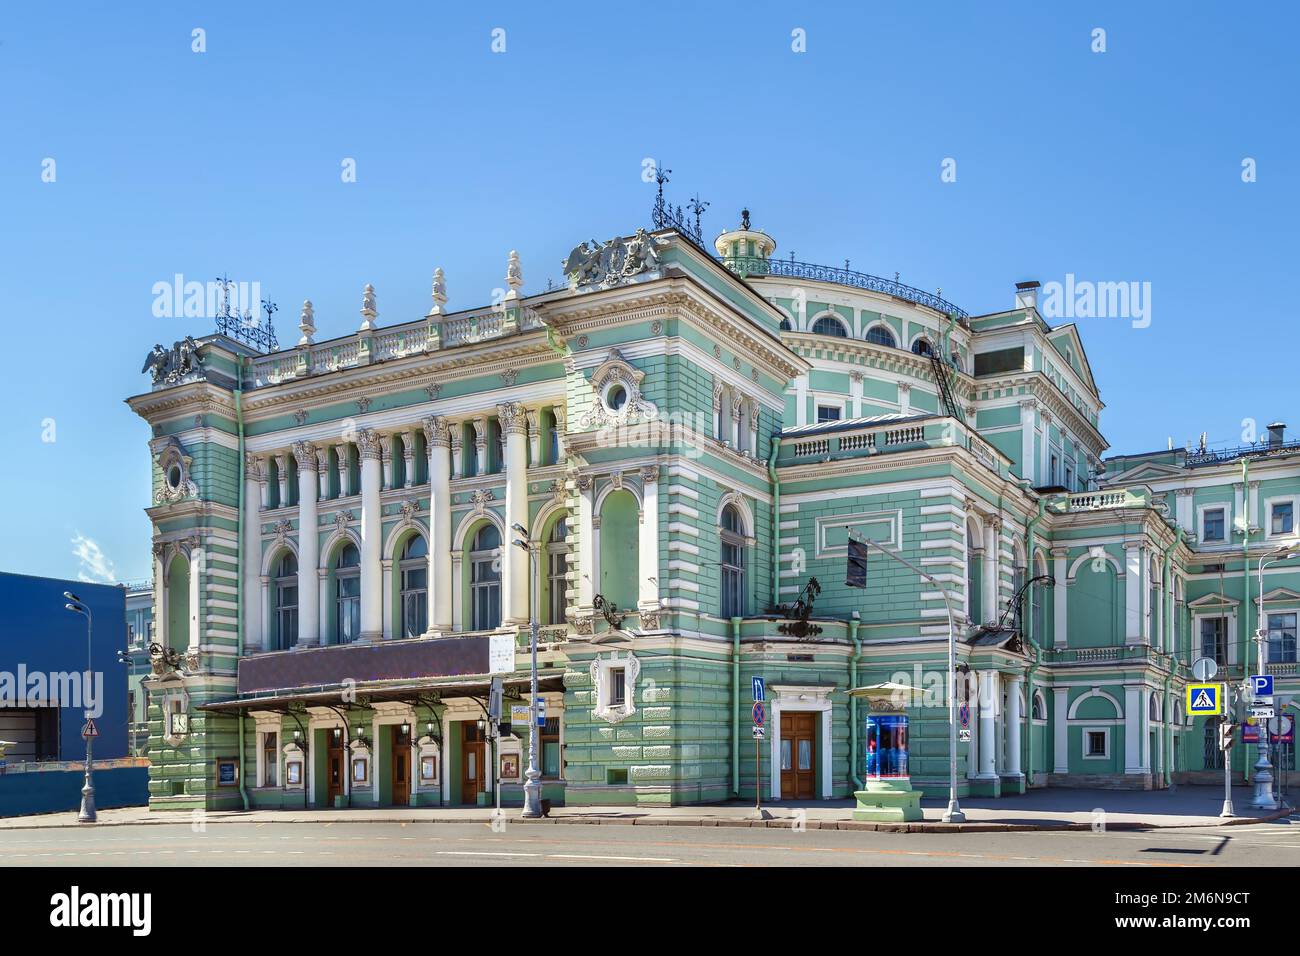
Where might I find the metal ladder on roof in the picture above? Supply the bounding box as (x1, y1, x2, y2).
(927, 347, 966, 425)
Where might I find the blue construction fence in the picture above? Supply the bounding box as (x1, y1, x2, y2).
(0, 758, 149, 817)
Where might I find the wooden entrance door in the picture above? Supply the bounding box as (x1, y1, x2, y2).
(461, 722, 484, 803)
(391, 724, 411, 805)
(780, 712, 816, 800)
(325, 727, 345, 805)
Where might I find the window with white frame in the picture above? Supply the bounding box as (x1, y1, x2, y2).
(864, 324, 896, 348)
(1201, 506, 1226, 543)
(261, 731, 278, 787)
(274, 552, 298, 651)
(470, 525, 502, 631)
(1267, 612, 1297, 663)
(1267, 498, 1296, 537)
(811, 315, 848, 337)
(546, 518, 569, 625)
(610, 667, 626, 707)
(334, 543, 360, 644)
(1049, 453, 1059, 486)
(816, 404, 842, 423)
(1199, 616, 1228, 665)
(1083, 728, 1110, 758)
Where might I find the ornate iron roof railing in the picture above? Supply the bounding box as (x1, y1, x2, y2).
(718, 255, 969, 321)
(1185, 439, 1300, 467)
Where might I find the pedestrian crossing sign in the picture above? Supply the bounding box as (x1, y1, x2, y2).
(1186, 683, 1223, 716)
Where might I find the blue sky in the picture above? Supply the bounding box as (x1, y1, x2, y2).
(1, 1, 1296, 584)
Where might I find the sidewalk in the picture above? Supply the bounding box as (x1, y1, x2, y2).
(1, 786, 1293, 833)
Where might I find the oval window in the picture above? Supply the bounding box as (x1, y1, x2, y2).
(167, 465, 182, 489)
(605, 384, 628, 411)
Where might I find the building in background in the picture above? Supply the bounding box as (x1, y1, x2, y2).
(125, 207, 1299, 811)
(124, 581, 153, 756)
(0, 573, 128, 764)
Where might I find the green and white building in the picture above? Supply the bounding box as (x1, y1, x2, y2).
(126, 212, 1300, 810)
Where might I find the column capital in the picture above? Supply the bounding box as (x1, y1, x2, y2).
(640, 465, 659, 484)
(314, 446, 330, 472)
(1175, 487, 1195, 498)
(357, 429, 382, 460)
(1050, 546, 1069, 559)
(293, 440, 318, 471)
(244, 453, 265, 479)
(423, 415, 451, 447)
(497, 402, 528, 435)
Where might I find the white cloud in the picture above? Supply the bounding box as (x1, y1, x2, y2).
(71, 532, 117, 584)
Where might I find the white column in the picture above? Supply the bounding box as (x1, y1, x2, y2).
(1124, 543, 1143, 643)
(730, 396, 742, 448)
(577, 475, 595, 610)
(1124, 685, 1143, 774)
(1005, 675, 1023, 777)
(977, 670, 998, 779)
(242, 455, 263, 652)
(1233, 482, 1244, 533)
(982, 521, 998, 623)
(1051, 548, 1068, 647)
(526, 409, 541, 467)
(186, 538, 202, 652)
(259, 576, 271, 648)
(1039, 411, 1053, 482)
(1248, 481, 1259, 533)
(294, 441, 320, 647)
(315, 446, 331, 500)
(403, 430, 416, 488)
(380, 434, 395, 491)
(849, 372, 863, 419)
(638, 466, 659, 613)
(274, 453, 289, 508)
(898, 382, 911, 416)
(1139, 686, 1152, 772)
(424, 417, 453, 633)
(358, 429, 383, 641)
(794, 375, 808, 427)
(472, 417, 488, 477)
(1019, 400, 1036, 484)
(317, 569, 328, 645)
(450, 428, 464, 480)
(553, 406, 567, 463)
(501, 403, 529, 625)
(1053, 687, 1069, 774)
(256, 456, 270, 511)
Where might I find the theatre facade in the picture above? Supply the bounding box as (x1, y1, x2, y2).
(126, 212, 1300, 811)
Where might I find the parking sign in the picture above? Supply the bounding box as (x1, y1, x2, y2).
(1250, 674, 1274, 699)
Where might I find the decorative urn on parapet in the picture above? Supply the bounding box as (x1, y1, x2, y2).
(847, 682, 924, 822)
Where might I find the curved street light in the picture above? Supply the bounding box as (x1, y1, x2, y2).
(62, 591, 96, 823)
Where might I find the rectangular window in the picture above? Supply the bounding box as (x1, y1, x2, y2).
(1064, 465, 1074, 491)
(1270, 501, 1295, 536)
(1049, 454, 1059, 486)
(610, 668, 626, 707)
(1202, 507, 1226, 542)
(1200, 616, 1228, 665)
(1267, 612, 1297, 664)
(816, 405, 842, 423)
(1084, 730, 1108, 758)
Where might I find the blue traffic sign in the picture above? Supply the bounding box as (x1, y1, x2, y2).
(752, 701, 766, 726)
(752, 676, 765, 702)
(1250, 674, 1274, 698)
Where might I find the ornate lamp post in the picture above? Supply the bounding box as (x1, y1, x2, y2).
(62, 591, 96, 823)
(511, 524, 543, 818)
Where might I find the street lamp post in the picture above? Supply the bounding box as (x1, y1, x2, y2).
(63, 591, 96, 824)
(853, 535, 965, 823)
(1251, 544, 1300, 810)
(512, 524, 543, 819)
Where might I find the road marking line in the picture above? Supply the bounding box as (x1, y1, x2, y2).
(547, 854, 675, 863)
(436, 850, 540, 858)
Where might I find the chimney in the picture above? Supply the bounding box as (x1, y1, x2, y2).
(1015, 280, 1040, 313)
(1267, 422, 1286, 447)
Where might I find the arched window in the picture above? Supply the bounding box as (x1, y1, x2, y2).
(1149, 694, 1161, 723)
(864, 324, 896, 348)
(911, 337, 935, 357)
(470, 525, 502, 631)
(546, 518, 569, 625)
(779, 318, 793, 332)
(334, 543, 360, 644)
(950, 351, 963, 372)
(399, 535, 428, 638)
(1031, 691, 1046, 721)
(274, 552, 298, 650)
(720, 504, 747, 619)
(812, 315, 848, 338)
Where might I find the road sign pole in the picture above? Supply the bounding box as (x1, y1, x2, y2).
(1220, 688, 1235, 819)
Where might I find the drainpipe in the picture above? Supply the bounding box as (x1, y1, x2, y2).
(1240, 456, 1253, 784)
(235, 358, 250, 811)
(849, 617, 863, 790)
(731, 615, 742, 798)
(1022, 495, 1046, 785)
(1161, 527, 1186, 789)
(768, 438, 782, 609)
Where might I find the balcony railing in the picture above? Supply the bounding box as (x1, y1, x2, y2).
(1055, 488, 1149, 512)
(718, 255, 969, 320)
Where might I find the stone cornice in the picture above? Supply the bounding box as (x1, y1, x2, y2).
(545, 281, 810, 381)
(145, 498, 240, 526)
(126, 381, 238, 426)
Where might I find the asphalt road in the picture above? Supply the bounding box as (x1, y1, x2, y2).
(4, 817, 1300, 866)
